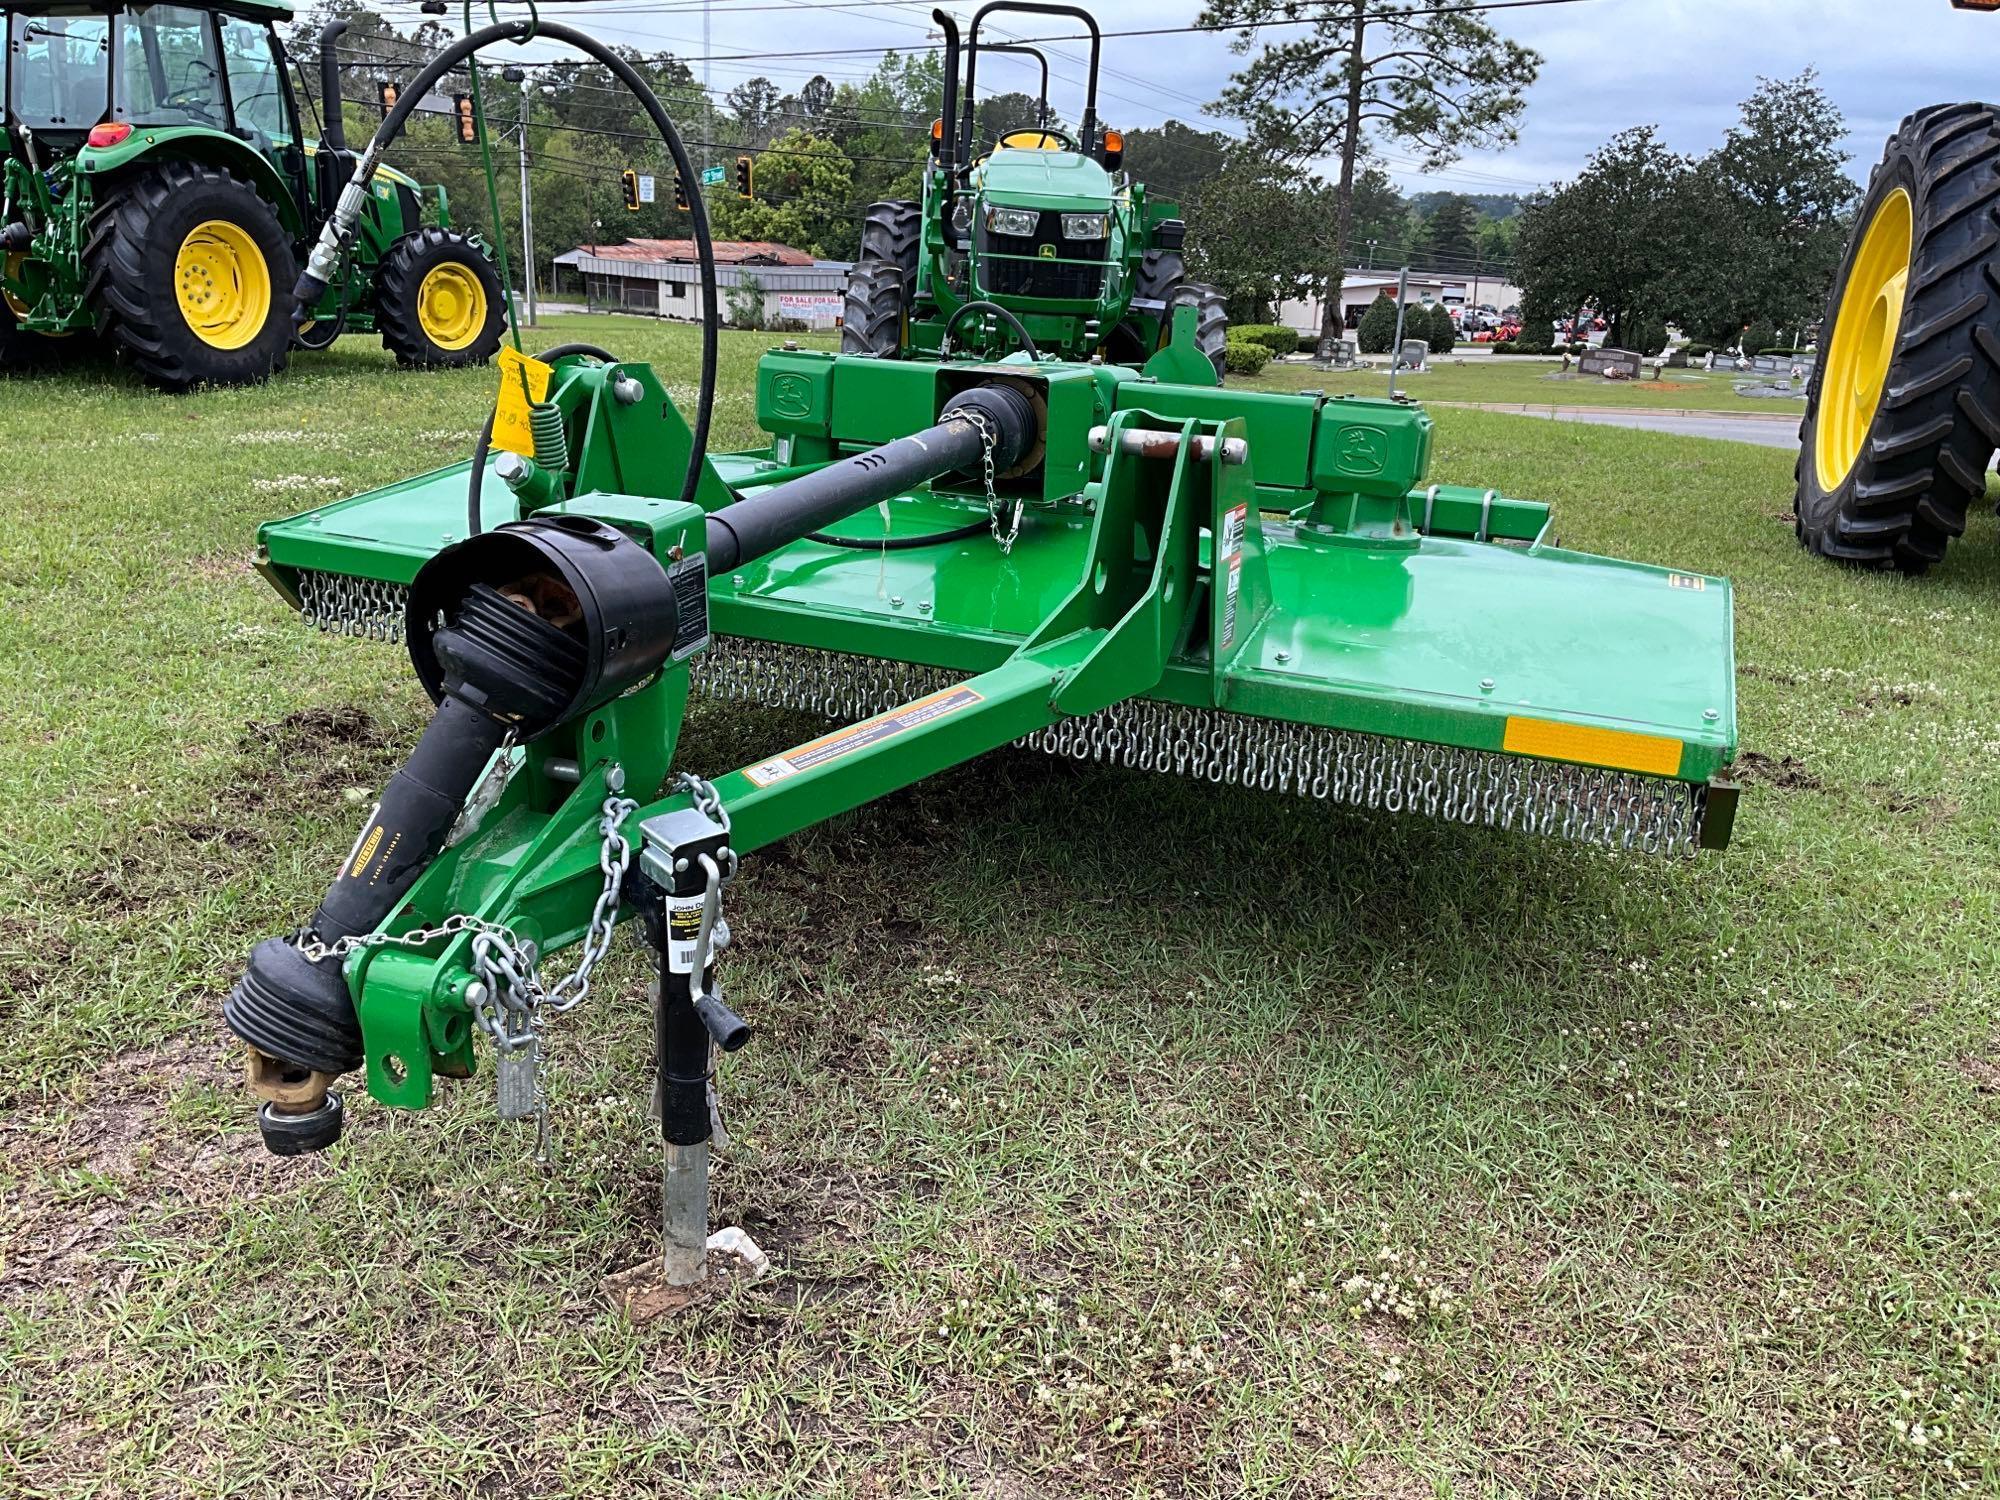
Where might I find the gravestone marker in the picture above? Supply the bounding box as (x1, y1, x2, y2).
(1396, 339, 1430, 373)
(1579, 346, 1643, 380)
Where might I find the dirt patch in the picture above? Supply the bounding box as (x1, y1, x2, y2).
(1727, 750, 1822, 791)
(1958, 1055, 2000, 1093)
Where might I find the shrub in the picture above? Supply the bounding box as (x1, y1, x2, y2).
(1297, 329, 1321, 355)
(1741, 320, 1776, 355)
(1761, 346, 1798, 356)
(1624, 316, 1668, 357)
(1426, 303, 1457, 354)
(1228, 324, 1299, 359)
(1356, 292, 1398, 354)
(1222, 336, 1271, 375)
(1682, 342, 1712, 359)
(1490, 340, 1518, 354)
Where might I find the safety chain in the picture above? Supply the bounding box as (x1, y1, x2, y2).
(958, 407, 1021, 555)
(295, 783, 640, 1163)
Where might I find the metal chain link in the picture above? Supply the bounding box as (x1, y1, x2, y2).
(691, 638, 1710, 856)
(957, 407, 1020, 555)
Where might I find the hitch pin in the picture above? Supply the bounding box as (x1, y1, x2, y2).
(1087, 425, 1248, 466)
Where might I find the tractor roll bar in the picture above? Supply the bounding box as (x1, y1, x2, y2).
(981, 44, 1051, 126)
(961, 1, 1101, 155)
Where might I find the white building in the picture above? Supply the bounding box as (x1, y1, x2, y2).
(551, 239, 852, 330)
(1277, 270, 1525, 335)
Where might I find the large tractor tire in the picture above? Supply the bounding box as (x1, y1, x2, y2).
(842, 263, 907, 356)
(1795, 103, 2000, 573)
(1175, 281, 1230, 383)
(84, 162, 295, 391)
(374, 228, 506, 369)
(842, 199, 920, 356)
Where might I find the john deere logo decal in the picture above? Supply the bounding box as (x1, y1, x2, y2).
(1038, 244, 1056, 259)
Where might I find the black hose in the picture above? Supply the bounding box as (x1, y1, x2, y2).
(943, 299, 1039, 359)
(302, 19, 717, 515)
(804, 518, 990, 550)
(467, 341, 618, 538)
(294, 244, 353, 351)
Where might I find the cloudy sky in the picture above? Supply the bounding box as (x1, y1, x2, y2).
(483, 0, 1996, 194)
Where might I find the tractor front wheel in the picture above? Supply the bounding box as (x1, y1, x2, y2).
(842, 262, 907, 357)
(1795, 103, 2000, 573)
(374, 228, 505, 368)
(843, 199, 920, 356)
(85, 162, 296, 391)
(1175, 282, 1229, 383)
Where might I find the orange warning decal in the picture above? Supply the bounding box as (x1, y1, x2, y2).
(1502, 716, 1684, 776)
(742, 684, 985, 787)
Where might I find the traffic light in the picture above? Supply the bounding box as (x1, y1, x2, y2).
(674, 172, 690, 212)
(621, 169, 640, 213)
(735, 155, 753, 199)
(376, 79, 399, 118)
(452, 93, 477, 144)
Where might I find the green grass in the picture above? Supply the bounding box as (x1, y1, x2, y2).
(1244, 354, 1808, 413)
(2, 315, 1998, 1498)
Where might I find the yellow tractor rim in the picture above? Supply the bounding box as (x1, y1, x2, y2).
(1815, 186, 1913, 492)
(2, 252, 30, 319)
(174, 220, 271, 351)
(416, 262, 487, 350)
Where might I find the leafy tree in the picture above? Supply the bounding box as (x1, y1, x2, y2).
(1412, 194, 1478, 265)
(1200, 0, 1542, 362)
(705, 129, 853, 257)
(726, 273, 767, 327)
(1426, 302, 1456, 353)
(1356, 290, 1398, 354)
(1741, 319, 1775, 355)
(727, 77, 783, 140)
(1514, 126, 1706, 350)
(1681, 72, 1856, 341)
(1516, 286, 1561, 353)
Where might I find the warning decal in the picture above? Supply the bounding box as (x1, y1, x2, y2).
(1218, 502, 1248, 653)
(742, 684, 985, 787)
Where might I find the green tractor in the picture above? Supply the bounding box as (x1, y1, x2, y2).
(0, 1, 504, 389)
(842, 3, 1227, 383)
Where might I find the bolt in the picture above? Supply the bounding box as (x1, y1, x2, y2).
(1480, 677, 1495, 692)
(1703, 708, 1719, 721)
(606, 765, 626, 792)
(732, 574, 745, 588)
(1274, 650, 1291, 664)
(917, 600, 932, 614)
(464, 981, 488, 1007)
(889, 595, 905, 608)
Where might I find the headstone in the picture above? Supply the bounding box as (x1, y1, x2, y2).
(1578, 346, 1643, 380)
(1662, 347, 1688, 369)
(1396, 339, 1429, 373)
(1750, 354, 1782, 375)
(1331, 338, 1357, 369)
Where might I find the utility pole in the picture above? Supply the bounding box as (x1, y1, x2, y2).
(702, 0, 712, 176)
(1387, 264, 1410, 398)
(518, 75, 536, 326)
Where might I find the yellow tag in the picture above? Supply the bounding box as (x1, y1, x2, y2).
(491, 346, 554, 459)
(1503, 716, 1684, 776)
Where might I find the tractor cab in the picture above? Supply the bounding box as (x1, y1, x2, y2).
(4, 1, 299, 156)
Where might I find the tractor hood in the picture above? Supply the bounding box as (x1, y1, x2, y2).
(977, 148, 1114, 210)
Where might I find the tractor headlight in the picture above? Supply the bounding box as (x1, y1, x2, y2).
(985, 205, 1039, 237)
(952, 197, 973, 233)
(1060, 213, 1107, 241)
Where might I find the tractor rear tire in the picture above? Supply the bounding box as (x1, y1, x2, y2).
(374, 228, 506, 368)
(84, 162, 295, 391)
(843, 262, 908, 357)
(1795, 103, 2000, 573)
(844, 200, 920, 356)
(1175, 282, 1229, 383)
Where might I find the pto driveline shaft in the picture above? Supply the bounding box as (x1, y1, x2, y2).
(702, 384, 1035, 572)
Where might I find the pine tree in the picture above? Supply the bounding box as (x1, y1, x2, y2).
(1356, 292, 1399, 354)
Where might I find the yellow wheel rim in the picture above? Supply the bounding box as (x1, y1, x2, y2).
(2, 252, 30, 319)
(416, 262, 487, 351)
(1815, 186, 1913, 492)
(174, 220, 271, 351)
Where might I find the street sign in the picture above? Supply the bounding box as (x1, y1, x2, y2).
(701, 165, 726, 186)
(637, 174, 656, 205)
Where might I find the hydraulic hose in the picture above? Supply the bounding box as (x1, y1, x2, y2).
(943, 299, 1039, 359)
(296, 19, 718, 512)
(467, 341, 618, 538)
